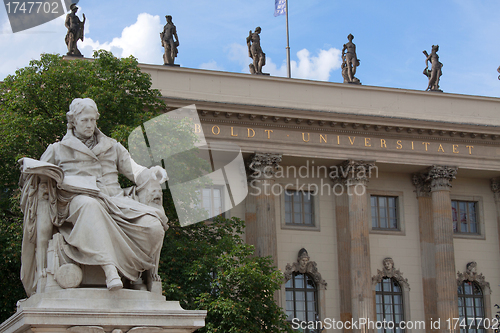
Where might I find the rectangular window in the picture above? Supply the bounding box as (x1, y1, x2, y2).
(285, 190, 314, 226)
(452, 200, 479, 234)
(371, 195, 398, 230)
(198, 186, 223, 217)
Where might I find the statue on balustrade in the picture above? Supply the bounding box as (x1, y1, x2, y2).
(341, 33, 361, 84)
(247, 27, 267, 75)
(160, 15, 179, 65)
(423, 45, 443, 92)
(65, 3, 85, 57)
(19, 98, 169, 296)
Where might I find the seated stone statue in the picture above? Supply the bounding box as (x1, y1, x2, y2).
(19, 98, 169, 296)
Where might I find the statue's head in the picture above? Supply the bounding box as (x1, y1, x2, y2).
(166, 15, 172, 22)
(298, 248, 310, 269)
(255, 27, 261, 33)
(70, 3, 78, 12)
(67, 98, 100, 139)
(348, 33, 354, 41)
(383, 257, 394, 271)
(466, 261, 477, 274)
(432, 45, 439, 52)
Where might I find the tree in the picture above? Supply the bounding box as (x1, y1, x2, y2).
(0, 51, 292, 332)
(161, 216, 292, 333)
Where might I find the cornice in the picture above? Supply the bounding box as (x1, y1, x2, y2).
(191, 109, 500, 146)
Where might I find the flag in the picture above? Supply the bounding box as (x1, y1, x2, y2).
(274, 0, 286, 16)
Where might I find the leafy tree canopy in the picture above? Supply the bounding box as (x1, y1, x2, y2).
(0, 51, 291, 332)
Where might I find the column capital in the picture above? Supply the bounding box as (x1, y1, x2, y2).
(329, 159, 376, 185)
(426, 165, 458, 191)
(246, 152, 282, 180)
(412, 173, 431, 197)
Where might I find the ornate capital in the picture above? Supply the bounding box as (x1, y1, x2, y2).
(284, 248, 327, 288)
(412, 173, 431, 198)
(246, 152, 282, 180)
(329, 159, 376, 185)
(425, 165, 458, 191)
(372, 257, 410, 291)
(457, 261, 491, 294)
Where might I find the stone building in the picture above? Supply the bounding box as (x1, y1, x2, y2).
(140, 64, 500, 333)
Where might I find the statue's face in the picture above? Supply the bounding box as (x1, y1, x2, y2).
(138, 182, 163, 209)
(299, 256, 309, 269)
(74, 107, 97, 139)
(384, 260, 393, 270)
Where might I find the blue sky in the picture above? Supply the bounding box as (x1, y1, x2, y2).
(1, 0, 499, 98)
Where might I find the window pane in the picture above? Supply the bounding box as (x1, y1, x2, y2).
(295, 274, 304, 288)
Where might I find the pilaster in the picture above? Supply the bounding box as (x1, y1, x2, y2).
(412, 173, 437, 333)
(490, 178, 500, 277)
(245, 152, 282, 266)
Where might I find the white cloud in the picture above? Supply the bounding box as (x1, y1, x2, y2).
(199, 60, 224, 71)
(226, 43, 341, 81)
(267, 48, 342, 81)
(80, 13, 163, 65)
(0, 14, 67, 80)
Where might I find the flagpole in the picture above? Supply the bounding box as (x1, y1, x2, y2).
(285, 0, 291, 78)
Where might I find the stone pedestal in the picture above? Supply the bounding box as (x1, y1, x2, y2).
(0, 289, 206, 333)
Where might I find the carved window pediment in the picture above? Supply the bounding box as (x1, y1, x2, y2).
(284, 248, 326, 288)
(372, 257, 410, 291)
(457, 261, 491, 294)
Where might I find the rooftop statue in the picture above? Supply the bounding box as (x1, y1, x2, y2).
(341, 33, 361, 84)
(497, 66, 500, 80)
(423, 45, 443, 92)
(160, 15, 179, 66)
(247, 27, 267, 75)
(19, 98, 169, 296)
(65, 3, 85, 57)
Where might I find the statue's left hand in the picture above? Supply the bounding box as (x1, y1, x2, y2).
(150, 166, 168, 183)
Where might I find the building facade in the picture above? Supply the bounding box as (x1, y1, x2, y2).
(140, 64, 500, 333)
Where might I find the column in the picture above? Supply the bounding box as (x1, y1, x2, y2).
(335, 188, 352, 327)
(245, 152, 282, 266)
(490, 178, 500, 266)
(332, 160, 376, 333)
(427, 165, 459, 333)
(412, 173, 438, 333)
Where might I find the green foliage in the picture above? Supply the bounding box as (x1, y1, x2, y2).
(161, 216, 292, 333)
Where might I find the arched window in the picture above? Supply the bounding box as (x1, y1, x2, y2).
(458, 281, 485, 333)
(285, 273, 318, 329)
(372, 257, 411, 332)
(456, 262, 492, 333)
(284, 248, 327, 332)
(375, 277, 404, 333)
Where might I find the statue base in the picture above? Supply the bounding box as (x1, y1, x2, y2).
(163, 64, 180, 67)
(427, 88, 443, 92)
(0, 289, 206, 333)
(64, 54, 84, 58)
